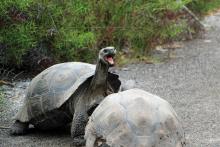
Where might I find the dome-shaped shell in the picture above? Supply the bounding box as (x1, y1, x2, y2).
(85, 89, 185, 147)
(20, 62, 120, 122)
(25, 62, 95, 120)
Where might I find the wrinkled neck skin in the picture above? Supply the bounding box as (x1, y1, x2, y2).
(90, 59, 109, 90)
(85, 59, 109, 110)
(69, 59, 109, 116)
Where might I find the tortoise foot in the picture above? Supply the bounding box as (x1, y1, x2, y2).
(10, 120, 29, 135)
(72, 135, 86, 146)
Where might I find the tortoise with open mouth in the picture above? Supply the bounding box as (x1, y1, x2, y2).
(10, 47, 121, 142)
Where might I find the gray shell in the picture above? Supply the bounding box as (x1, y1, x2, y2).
(16, 62, 120, 122)
(85, 89, 186, 147)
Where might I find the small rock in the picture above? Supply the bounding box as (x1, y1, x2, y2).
(204, 40, 212, 43)
(122, 68, 129, 71)
(155, 46, 168, 53)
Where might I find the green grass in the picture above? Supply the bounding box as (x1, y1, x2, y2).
(1, 0, 220, 68)
(0, 0, 191, 67)
(188, 0, 220, 14)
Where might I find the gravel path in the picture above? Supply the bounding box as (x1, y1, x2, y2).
(118, 13, 220, 147)
(1, 13, 220, 147)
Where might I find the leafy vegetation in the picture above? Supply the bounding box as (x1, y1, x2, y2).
(188, 0, 220, 14)
(0, 0, 219, 70)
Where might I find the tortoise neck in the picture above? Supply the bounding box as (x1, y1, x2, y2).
(90, 60, 109, 89)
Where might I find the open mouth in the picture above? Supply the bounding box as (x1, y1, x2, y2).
(105, 55, 114, 65)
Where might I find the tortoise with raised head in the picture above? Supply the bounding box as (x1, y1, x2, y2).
(85, 89, 186, 147)
(10, 47, 121, 142)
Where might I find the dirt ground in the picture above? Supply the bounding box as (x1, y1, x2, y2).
(1, 13, 220, 147)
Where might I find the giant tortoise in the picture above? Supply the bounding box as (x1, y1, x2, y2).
(10, 47, 121, 142)
(85, 89, 186, 147)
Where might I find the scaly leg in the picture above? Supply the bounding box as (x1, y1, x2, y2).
(71, 109, 88, 146)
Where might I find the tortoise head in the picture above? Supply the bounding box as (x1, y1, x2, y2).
(99, 46, 116, 66)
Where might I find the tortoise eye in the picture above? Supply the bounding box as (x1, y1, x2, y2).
(103, 49, 108, 53)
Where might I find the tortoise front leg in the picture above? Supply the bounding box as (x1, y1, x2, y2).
(71, 108, 88, 146)
(71, 111, 88, 137)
